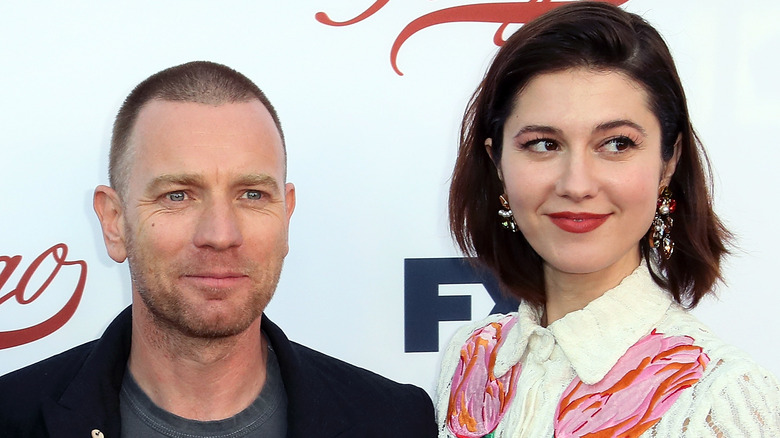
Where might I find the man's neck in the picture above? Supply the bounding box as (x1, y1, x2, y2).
(127, 305, 268, 421)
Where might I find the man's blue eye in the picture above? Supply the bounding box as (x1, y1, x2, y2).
(245, 191, 262, 200)
(167, 192, 186, 202)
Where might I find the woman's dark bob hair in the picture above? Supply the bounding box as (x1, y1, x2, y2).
(449, 1, 730, 308)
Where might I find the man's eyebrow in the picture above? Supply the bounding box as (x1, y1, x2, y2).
(236, 174, 280, 193)
(146, 174, 204, 193)
(144, 173, 281, 193)
(594, 119, 647, 136)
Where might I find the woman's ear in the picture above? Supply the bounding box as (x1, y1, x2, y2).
(661, 134, 682, 187)
(485, 138, 503, 181)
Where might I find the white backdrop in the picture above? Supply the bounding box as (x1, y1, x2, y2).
(1, 0, 779, 397)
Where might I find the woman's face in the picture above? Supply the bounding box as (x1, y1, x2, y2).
(494, 68, 676, 282)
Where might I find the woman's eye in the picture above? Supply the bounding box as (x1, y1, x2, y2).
(166, 191, 187, 202)
(243, 190, 263, 200)
(523, 139, 558, 152)
(603, 136, 635, 152)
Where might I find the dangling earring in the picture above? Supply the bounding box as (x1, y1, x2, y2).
(649, 186, 676, 259)
(498, 194, 517, 232)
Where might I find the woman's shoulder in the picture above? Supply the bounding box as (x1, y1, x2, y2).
(662, 344, 780, 435)
(652, 305, 780, 434)
(655, 304, 777, 380)
(656, 305, 766, 364)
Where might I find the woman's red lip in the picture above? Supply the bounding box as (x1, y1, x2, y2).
(547, 212, 610, 233)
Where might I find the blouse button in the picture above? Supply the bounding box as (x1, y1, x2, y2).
(529, 331, 555, 361)
(91, 429, 104, 438)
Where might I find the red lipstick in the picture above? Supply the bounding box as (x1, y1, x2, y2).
(548, 212, 610, 233)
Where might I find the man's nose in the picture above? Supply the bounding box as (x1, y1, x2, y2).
(554, 150, 599, 201)
(192, 197, 243, 250)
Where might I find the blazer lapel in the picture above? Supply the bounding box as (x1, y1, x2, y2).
(262, 315, 353, 438)
(41, 307, 132, 438)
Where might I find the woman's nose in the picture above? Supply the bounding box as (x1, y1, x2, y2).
(554, 151, 598, 201)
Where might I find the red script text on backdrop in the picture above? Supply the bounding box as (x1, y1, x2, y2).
(0, 244, 87, 349)
(316, 0, 629, 75)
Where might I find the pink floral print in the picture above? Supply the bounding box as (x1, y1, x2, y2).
(554, 330, 710, 437)
(447, 315, 521, 438)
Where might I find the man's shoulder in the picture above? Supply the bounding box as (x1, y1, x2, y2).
(0, 340, 96, 405)
(263, 315, 429, 402)
(262, 315, 437, 435)
(285, 341, 436, 435)
(0, 340, 97, 435)
(289, 340, 421, 395)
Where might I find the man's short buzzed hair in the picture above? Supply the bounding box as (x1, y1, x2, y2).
(109, 61, 285, 197)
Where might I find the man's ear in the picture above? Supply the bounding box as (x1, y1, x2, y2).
(93, 185, 127, 263)
(485, 138, 503, 181)
(284, 182, 296, 223)
(661, 134, 682, 187)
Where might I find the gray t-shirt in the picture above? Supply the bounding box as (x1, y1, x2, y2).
(119, 346, 287, 437)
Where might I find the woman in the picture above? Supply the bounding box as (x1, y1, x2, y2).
(437, 2, 780, 437)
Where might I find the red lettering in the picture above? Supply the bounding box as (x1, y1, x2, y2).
(0, 244, 87, 350)
(315, 0, 389, 26)
(0, 255, 22, 294)
(316, 0, 629, 75)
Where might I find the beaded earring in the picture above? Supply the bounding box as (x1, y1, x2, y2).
(498, 194, 517, 233)
(649, 186, 675, 259)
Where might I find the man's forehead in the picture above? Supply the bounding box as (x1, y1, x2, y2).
(126, 99, 286, 186)
(131, 98, 281, 144)
(134, 99, 279, 133)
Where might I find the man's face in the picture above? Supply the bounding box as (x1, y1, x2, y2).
(109, 99, 294, 338)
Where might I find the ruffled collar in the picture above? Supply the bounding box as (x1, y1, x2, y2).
(494, 263, 673, 384)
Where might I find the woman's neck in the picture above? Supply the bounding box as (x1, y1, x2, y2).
(543, 253, 641, 326)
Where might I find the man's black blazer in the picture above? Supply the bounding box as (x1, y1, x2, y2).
(0, 306, 437, 437)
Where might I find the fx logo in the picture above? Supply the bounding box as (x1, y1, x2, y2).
(404, 257, 518, 352)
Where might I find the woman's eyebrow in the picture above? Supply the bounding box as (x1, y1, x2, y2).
(593, 119, 647, 136)
(512, 125, 562, 139)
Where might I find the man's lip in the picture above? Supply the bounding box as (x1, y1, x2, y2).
(547, 211, 611, 233)
(182, 273, 249, 289)
(185, 273, 245, 278)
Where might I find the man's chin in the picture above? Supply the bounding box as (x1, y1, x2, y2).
(150, 303, 261, 340)
(175, 314, 257, 339)
(135, 283, 272, 340)
(180, 324, 248, 339)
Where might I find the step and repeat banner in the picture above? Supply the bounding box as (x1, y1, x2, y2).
(1, 1, 779, 395)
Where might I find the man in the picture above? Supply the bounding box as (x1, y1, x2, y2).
(0, 61, 436, 437)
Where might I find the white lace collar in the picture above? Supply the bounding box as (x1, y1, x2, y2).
(493, 263, 673, 384)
